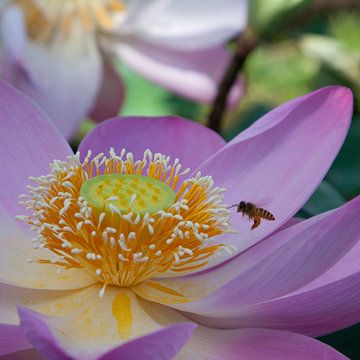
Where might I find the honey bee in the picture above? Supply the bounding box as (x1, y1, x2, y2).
(229, 201, 275, 230)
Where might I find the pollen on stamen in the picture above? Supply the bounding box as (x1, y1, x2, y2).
(17, 148, 235, 289)
(19, 0, 128, 42)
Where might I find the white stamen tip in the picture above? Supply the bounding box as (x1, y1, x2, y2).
(99, 284, 106, 298)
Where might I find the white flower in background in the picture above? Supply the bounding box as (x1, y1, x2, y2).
(0, 0, 248, 138)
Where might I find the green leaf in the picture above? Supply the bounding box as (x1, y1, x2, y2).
(117, 63, 200, 119)
(327, 116, 360, 199)
(71, 119, 96, 150)
(245, 44, 318, 104)
(249, 0, 311, 36)
(320, 324, 360, 360)
(300, 180, 346, 217)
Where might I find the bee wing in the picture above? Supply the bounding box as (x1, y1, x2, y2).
(254, 197, 274, 207)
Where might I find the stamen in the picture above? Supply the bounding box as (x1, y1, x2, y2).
(16, 0, 127, 41)
(17, 149, 234, 287)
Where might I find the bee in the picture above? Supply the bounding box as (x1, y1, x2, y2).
(229, 201, 275, 230)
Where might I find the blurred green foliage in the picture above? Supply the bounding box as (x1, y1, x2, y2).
(329, 12, 360, 51)
(249, 0, 312, 36)
(117, 64, 200, 120)
(320, 324, 360, 360)
(298, 180, 345, 218)
(327, 116, 360, 199)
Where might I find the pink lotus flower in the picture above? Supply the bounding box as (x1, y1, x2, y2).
(0, 80, 359, 360)
(0, 0, 247, 139)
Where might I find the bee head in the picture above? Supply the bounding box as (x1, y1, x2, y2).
(238, 201, 246, 210)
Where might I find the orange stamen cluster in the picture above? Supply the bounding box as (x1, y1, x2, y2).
(17, 149, 232, 290)
(15, 0, 126, 40)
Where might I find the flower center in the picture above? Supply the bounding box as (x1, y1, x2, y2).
(13, 0, 126, 41)
(17, 149, 233, 293)
(80, 174, 176, 215)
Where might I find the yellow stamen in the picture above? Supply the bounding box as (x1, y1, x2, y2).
(17, 149, 233, 290)
(14, 0, 127, 41)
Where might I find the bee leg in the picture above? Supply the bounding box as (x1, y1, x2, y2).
(251, 217, 260, 230)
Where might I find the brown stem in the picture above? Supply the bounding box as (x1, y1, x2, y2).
(207, 0, 360, 134)
(207, 31, 257, 133)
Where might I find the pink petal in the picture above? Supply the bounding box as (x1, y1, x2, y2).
(0, 324, 31, 356)
(0, 80, 72, 222)
(199, 86, 353, 252)
(19, 304, 195, 360)
(212, 233, 360, 336)
(78, 116, 226, 171)
(0, 208, 95, 290)
(17, 286, 195, 360)
(190, 195, 360, 309)
(89, 57, 125, 123)
(0, 282, 96, 325)
(274, 217, 303, 233)
(0, 6, 26, 78)
(122, 0, 248, 51)
(98, 324, 196, 360)
(17, 307, 72, 360)
(177, 327, 347, 359)
(1, 5, 102, 139)
(218, 269, 360, 337)
(0, 349, 41, 360)
(115, 40, 243, 106)
(136, 196, 360, 323)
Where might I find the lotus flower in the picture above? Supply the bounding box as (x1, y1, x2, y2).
(1, 80, 359, 360)
(0, 0, 247, 139)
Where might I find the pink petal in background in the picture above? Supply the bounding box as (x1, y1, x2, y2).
(115, 41, 243, 107)
(0, 5, 102, 139)
(79, 116, 226, 171)
(90, 56, 125, 123)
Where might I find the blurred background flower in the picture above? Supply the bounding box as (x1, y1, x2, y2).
(0, 0, 247, 138)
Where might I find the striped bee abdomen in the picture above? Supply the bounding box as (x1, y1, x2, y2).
(257, 208, 275, 220)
